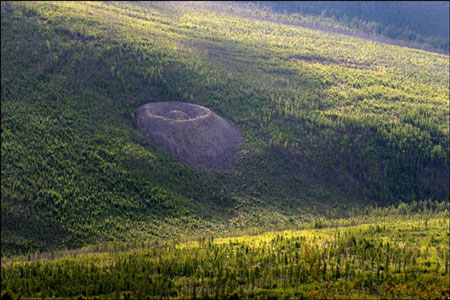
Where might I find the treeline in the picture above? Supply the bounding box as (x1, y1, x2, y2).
(1, 203, 448, 299)
(251, 1, 450, 53)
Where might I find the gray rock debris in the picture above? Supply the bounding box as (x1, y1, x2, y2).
(135, 102, 242, 169)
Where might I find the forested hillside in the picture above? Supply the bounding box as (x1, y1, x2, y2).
(1, 0, 448, 257)
(2, 201, 449, 299)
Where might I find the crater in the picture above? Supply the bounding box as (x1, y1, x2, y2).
(165, 110, 190, 120)
(135, 102, 242, 168)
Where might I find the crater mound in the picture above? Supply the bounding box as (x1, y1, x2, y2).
(135, 102, 242, 168)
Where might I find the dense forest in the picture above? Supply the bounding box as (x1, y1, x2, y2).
(1, 1, 449, 298)
(2, 201, 449, 299)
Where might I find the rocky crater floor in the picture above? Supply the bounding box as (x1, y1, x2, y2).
(135, 102, 242, 168)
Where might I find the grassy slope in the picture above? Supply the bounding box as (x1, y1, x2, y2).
(1, 1, 449, 254)
(248, 1, 450, 53)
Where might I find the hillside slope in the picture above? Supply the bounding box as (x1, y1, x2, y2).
(252, 1, 450, 53)
(1, 1, 448, 254)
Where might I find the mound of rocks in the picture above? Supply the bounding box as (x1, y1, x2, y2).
(135, 102, 242, 168)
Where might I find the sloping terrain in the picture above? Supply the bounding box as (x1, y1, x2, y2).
(249, 1, 450, 53)
(1, 1, 448, 255)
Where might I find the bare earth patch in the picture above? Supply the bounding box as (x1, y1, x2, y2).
(135, 102, 242, 169)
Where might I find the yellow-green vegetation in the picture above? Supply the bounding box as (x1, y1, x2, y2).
(1, 202, 449, 299)
(1, 0, 448, 272)
(2, 2, 448, 298)
(186, 2, 450, 54)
